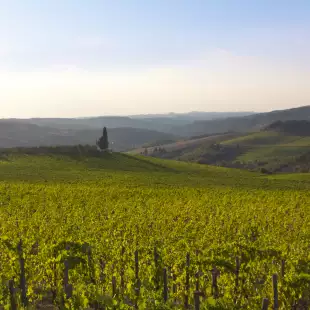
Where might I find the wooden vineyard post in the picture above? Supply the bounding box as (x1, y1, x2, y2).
(195, 249, 200, 293)
(99, 259, 106, 283)
(120, 246, 125, 296)
(111, 276, 117, 310)
(52, 245, 57, 303)
(154, 247, 159, 291)
(234, 256, 240, 304)
(281, 260, 285, 278)
(195, 271, 200, 292)
(134, 250, 140, 309)
(63, 260, 73, 300)
(273, 274, 279, 310)
(163, 268, 168, 302)
(194, 250, 201, 310)
(194, 291, 200, 310)
(184, 253, 190, 309)
(17, 240, 28, 307)
(63, 259, 69, 295)
(261, 298, 269, 310)
(172, 273, 177, 304)
(99, 258, 107, 308)
(112, 276, 117, 297)
(211, 266, 219, 299)
(65, 284, 73, 299)
(87, 246, 96, 284)
(9, 279, 17, 310)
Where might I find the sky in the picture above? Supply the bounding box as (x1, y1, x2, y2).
(0, 0, 309, 118)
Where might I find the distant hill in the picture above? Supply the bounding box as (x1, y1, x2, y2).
(0, 110, 255, 151)
(221, 127, 310, 172)
(171, 105, 310, 136)
(264, 120, 310, 136)
(2, 106, 310, 157)
(0, 121, 177, 151)
(143, 119, 310, 173)
(3, 111, 254, 133)
(6, 116, 176, 131)
(130, 111, 254, 120)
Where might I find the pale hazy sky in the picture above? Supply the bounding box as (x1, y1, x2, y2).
(0, 0, 309, 118)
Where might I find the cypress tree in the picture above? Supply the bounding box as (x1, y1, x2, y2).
(97, 127, 109, 151)
(102, 127, 109, 150)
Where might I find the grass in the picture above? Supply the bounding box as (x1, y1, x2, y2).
(129, 133, 240, 155)
(221, 131, 310, 170)
(279, 136, 310, 146)
(222, 131, 296, 146)
(237, 145, 310, 162)
(267, 172, 310, 181)
(1, 152, 310, 189)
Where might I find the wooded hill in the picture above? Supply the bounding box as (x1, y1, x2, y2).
(142, 119, 310, 173)
(171, 105, 310, 137)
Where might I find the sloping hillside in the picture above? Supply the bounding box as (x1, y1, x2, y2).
(172, 105, 310, 136)
(1, 148, 309, 189)
(129, 132, 240, 155)
(0, 121, 177, 151)
(146, 120, 310, 173)
(264, 120, 310, 136)
(224, 124, 310, 171)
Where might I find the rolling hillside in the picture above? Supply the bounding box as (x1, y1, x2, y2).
(222, 131, 310, 171)
(129, 132, 241, 155)
(3, 111, 253, 133)
(1, 148, 309, 188)
(0, 121, 177, 151)
(0, 111, 254, 150)
(145, 120, 310, 173)
(171, 105, 310, 137)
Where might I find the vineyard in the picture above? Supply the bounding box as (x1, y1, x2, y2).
(0, 152, 310, 309)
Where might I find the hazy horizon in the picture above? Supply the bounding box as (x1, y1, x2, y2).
(1, 109, 258, 119)
(1, 1, 309, 118)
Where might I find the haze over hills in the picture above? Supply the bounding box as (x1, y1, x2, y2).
(172, 105, 310, 137)
(2, 111, 254, 132)
(0, 122, 178, 151)
(129, 111, 254, 120)
(0, 111, 253, 150)
(1, 106, 310, 155)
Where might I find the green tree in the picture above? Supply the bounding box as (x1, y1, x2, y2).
(97, 127, 109, 151)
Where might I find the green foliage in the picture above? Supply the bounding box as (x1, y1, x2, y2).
(0, 153, 309, 308)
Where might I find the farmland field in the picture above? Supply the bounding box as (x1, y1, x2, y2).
(223, 132, 310, 164)
(137, 129, 310, 173)
(0, 152, 310, 309)
(128, 133, 240, 155)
